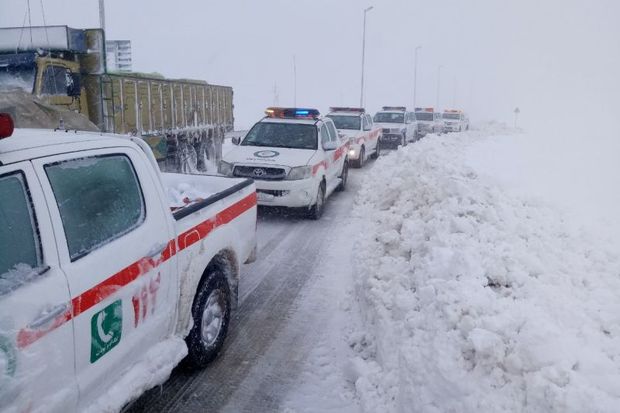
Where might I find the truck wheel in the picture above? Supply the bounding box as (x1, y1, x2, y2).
(355, 147, 365, 168)
(336, 161, 348, 192)
(185, 269, 231, 369)
(371, 144, 380, 159)
(308, 182, 325, 220)
(178, 141, 199, 174)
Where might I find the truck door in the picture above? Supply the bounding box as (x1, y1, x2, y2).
(0, 162, 77, 412)
(325, 120, 345, 183)
(32, 147, 177, 409)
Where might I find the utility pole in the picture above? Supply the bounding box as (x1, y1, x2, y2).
(452, 76, 457, 108)
(273, 82, 279, 106)
(359, 6, 374, 108)
(436, 65, 443, 109)
(293, 55, 297, 106)
(99, 0, 106, 32)
(413, 46, 421, 109)
(514, 107, 520, 128)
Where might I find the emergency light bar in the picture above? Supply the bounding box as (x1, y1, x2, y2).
(0, 113, 14, 139)
(329, 107, 365, 114)
(415, 107, 434, 112)
(381, 106, 406, 112)
(265, 107, 320, 119)
(444, 109, 461, 113)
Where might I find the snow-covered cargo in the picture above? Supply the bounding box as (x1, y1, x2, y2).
(0, 25, 234, 173)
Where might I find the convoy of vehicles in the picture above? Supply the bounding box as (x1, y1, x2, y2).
(220, 107, 349, 219)
(0, 114, 257, 412)
(0, 26, 234, 173)
(414, 107, 444, 136)
(0, 24, 474, 413)
(325, 107, 381, 168)
(373, 106, 419, 148)
(441, 109, 469, 132)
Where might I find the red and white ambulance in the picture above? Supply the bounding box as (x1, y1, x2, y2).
(325, 107, 381, 168)
(220, 107, 349, 219)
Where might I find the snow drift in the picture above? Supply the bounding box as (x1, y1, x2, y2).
(351, 125, 620, 412)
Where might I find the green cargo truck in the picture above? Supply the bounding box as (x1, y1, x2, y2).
(0, 25, 233, 172)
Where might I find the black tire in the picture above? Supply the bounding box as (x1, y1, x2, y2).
(370, 144, 380, 159)
(308, 182, 325, 220)
(336, 161, 348, 192)
(355, 147, 365, 168)
(185, 270, 231, 369)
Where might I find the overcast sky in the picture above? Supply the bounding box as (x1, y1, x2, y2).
(2, 0, 619, 130)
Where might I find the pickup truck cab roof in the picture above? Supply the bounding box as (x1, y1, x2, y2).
(0, 128, 135, 166)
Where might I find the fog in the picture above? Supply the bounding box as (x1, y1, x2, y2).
(2, 0, 619, 130)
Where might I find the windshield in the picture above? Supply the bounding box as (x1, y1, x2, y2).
(326, 115, 361, 130)
(443, 113, 461, 120)
(241, 122, 317, 150)
(0, 66, 36, 93)
(415, 113, 434, 121)
(373, 112, 404, 123)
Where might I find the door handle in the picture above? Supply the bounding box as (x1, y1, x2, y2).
(29, 303, 69, 329)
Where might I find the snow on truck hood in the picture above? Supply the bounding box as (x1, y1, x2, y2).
(223, 145, 317, 167)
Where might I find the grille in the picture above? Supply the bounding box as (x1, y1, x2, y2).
(233, 166, 287, 181)
(382, 128, 391, 133)
(257, 189, 289, 197)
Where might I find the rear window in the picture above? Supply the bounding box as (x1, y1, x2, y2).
(374, 112, 404, 123)
(45, 155, 146, 261)
(327, 115, 361, 130)
(0, 172, 42, 292)
(415, 112, 434, 121)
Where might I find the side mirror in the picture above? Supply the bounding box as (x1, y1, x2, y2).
(322, 141, 338, 151)
(363, 125, 371, 131)
(67, 73, 81, 97)
(231, 136, 241, 145)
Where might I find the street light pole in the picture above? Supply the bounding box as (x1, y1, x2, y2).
(413, 46, 421, 109)
(360, 6, 374, 108)
(436, 65, 443, 109)
(98, 0, 106, 32)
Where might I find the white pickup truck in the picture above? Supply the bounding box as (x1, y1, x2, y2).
(325, 107, 381, 168)
(0, 115, 257, 413)
(220, 107, 349, 220)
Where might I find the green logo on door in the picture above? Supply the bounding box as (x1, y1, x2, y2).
(90, 300, 122, 363)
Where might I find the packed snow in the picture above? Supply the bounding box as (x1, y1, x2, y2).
(351, 124, 620, 412)
(167, 182, 211, 210)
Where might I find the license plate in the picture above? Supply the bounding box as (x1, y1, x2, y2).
(257, 192, 274, 202)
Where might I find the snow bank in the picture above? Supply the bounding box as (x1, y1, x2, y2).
(352, 125, 620, 412)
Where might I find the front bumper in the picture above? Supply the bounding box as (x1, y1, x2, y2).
(379, 134, 403, 148)
(254, 178, 317, 208)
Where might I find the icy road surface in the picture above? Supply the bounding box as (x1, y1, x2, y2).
(127, 162, 371, 412)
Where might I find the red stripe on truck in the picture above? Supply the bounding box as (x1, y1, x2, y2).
(17, 191, 257, 349)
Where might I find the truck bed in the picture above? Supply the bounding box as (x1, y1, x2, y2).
(161, 173, 254, 218)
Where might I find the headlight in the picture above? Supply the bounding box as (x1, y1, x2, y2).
(286, 166, 312, 180)
(348, 148, 356, 156)
(218, 161, 234, 176)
